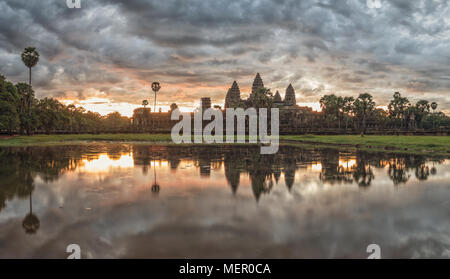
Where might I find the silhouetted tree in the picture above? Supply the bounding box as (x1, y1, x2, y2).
(388, 92, 410, 129)
(353, 93, 375, 136)
(0, 75, 20, 134)
(21, 47, 39, 135)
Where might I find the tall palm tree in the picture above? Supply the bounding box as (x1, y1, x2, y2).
(151, 82, 161, 113)
(431, 102, 438, 129)
(21, 47, 39, 135)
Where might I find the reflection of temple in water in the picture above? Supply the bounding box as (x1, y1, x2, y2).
(0, 144, 445, 213)
(224, 153, 241, 195)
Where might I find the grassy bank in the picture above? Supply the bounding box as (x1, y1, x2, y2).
(0, 134, 172, 146)
(281, 135, 450, 156)
(0, 134, 449, 156)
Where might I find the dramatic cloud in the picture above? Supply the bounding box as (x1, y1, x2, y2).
(0, 0, 449, 115)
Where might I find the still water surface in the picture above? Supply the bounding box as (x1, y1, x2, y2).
(0, 144, 449, 258)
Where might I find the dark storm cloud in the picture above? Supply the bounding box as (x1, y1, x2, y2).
(0, 0, 449, 111)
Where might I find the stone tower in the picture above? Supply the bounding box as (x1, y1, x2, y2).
(274, 90, 282, 103)
(284, 84, 296, 106)
(251, 73, 264, 96)
(225, 81, 241, 108)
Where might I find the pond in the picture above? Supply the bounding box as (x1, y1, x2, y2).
(0, 144, 449, 258)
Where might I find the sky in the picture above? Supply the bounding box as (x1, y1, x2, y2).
(0, 0, 449, 117)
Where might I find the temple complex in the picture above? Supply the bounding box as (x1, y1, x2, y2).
(132, 73, 322, 133)
(223, 73, 321, 132)
(224, 73, 301, 109)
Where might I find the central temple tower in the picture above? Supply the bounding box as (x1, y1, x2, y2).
(251, 73, 264, 97)
(225, 81, 241, 108)
(284, 84, 296, 106)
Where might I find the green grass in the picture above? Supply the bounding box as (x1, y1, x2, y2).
(1, 134, 449, 156)
(0, 134, 173, 146)
(280, 135, 450, 156)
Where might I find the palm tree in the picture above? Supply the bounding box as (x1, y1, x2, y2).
(151, 82, 161, 113)
(142, 99, 149, 108)
(431, 102, 438, 129)
(21, 47, 39, 135)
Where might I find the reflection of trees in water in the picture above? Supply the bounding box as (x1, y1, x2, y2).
(0, 146, 89, 233)
(415, 165, 430, 181)
(353, 157, 374, 188)
(316, 150, 442, 187)
(0, 145, 446, 213)
(357, 153, 444, 186)
(0, 146, 89, 212)
(131, 146, 164, 193)
(386, 155, 435, 185)
(0, 150, 34, 213)
(151, 160, 160, 194)
(0, 145, 131, 225)
(319, 149, 355, 185)
(221, 148, 444, 197)
(319, 149, 340, 184)
(111, 145, 448, 200)
(22, 189, 39, 234)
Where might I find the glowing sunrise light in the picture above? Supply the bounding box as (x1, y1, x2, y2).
(339, 159, 357, 169)
(309, 163, 323, 172)
(298, 102, 322, 112)
(150, 161, 169, 167)
(79, 153, 134, 173)
(60, 97, 196, 117)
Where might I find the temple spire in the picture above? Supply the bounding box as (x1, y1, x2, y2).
(274, 90, 282, 103)
(251, 73, 264, 96)
(284, 84, 296, 106)
(225, 80, 241, 108)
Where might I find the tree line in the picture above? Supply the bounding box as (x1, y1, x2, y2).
(0, 74, 130, 134)
(2, 71, 449, 135)
(0, 47, 124, 135)
(319, 92, 449, 134)
(0, 47, 448, 135)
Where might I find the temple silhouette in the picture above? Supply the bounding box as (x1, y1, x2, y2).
(225, 73, 297, 108)
(131, 73, 321, 133)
